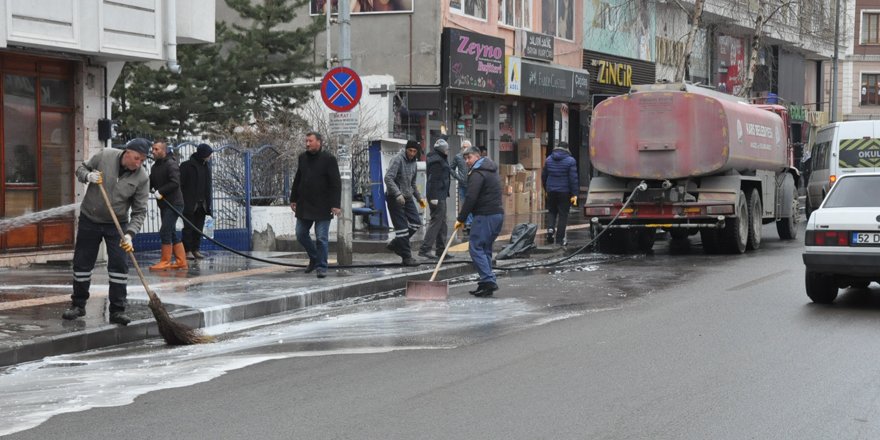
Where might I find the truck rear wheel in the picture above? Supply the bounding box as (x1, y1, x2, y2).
(722, 191, 748, 254)
(776, 191, 799, 240)
(747, 188, 762, 250)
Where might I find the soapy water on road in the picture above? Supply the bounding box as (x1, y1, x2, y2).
(0, 293, 585, 437)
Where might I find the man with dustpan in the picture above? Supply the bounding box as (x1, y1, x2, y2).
(456, 145, 504, 297)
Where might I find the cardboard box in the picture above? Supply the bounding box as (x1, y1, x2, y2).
(502, 194, 516, 214)
(515, 191, 531, 214)
(514, 170, 537, 192)
(518, 138, 543, 169)
(500, 164, 517, 176)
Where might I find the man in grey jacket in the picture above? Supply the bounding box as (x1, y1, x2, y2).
(62, 138, 150, 325)
(384, 140, 426, 266)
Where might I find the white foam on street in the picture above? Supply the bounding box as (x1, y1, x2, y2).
(0, 296, 542, 437)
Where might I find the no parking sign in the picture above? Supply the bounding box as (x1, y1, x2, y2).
(321, 67, 362, 112)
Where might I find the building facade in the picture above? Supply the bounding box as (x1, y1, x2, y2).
(0, 0, 215, 266)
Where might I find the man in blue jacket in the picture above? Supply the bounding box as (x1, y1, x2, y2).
(541, 141, 578, 246)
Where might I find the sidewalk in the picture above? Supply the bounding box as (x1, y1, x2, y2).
(0, 210, 589, 368)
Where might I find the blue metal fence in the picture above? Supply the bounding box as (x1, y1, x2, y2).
(133, 141, 292, 252)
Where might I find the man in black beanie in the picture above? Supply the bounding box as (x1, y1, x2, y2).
(62, 138, 150, 325)
(180, 143, 213, 259)
(384, 140, 426, 266)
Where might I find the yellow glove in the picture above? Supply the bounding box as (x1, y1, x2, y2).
(120, 234, 134, 253)
(570, 196, 577, 206)
(87, 171, 103, 184)
(454, 221, 464, 230)
(418, 199, 427, 209)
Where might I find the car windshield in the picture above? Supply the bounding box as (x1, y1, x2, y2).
(823, 176, 880, 208)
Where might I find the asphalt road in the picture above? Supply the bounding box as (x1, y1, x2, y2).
(7, 225, 880, 439)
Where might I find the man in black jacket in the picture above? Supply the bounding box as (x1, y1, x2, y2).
(149, 138, 187, 271)
(455, 146, 504, 297)
(418, 138, 452, 259)
(290, 131, 341, 278)
(180, 143, 213, 260)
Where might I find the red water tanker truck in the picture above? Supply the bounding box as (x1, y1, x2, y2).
(584, 83, 800, 254)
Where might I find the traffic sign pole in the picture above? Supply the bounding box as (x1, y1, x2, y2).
(337, 0, 353, 266)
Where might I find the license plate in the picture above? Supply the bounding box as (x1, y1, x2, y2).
(852, 232, 880, 245)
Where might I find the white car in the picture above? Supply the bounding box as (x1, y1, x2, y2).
(803, 173, 880, 304)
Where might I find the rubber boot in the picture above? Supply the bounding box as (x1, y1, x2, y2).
(149, 244, 174, 271)
(170, 242, 188, 270)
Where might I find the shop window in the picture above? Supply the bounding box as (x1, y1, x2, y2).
(1, 55, 75, 252)
(862, 74, 880, 106)
(862, 12, 880, 44)
(540, 0, 573, 40)
(450, 0, 487, 21)
(499, 0, 531, 29)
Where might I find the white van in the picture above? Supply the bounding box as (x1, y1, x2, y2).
(805, 121, 880, 216)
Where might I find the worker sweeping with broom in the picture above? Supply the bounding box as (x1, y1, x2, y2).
(63, 138, 151, 325)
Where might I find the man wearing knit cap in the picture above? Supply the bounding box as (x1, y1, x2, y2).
(180, 143, 214, 259)
(418, 138, 453, 259)
(62, 138, 150, 325)
(384, 139, 426, 266)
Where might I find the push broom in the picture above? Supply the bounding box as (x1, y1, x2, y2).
(97, 182, 213, 345)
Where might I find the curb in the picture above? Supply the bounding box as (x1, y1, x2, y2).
(0, 262, 474, 368)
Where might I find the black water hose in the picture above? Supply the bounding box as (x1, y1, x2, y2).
(157, 181, 646, 273)
(158, 199, 445, 269)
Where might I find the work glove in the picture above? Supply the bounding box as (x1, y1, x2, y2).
(120, 234, 134, 253)
(418, 199, 427, 209)
(570, 196, 577, 206)
(430, 199, 438, 206)
(155, 192, 164, 200)
(396, 195, 406, 206)
(454, 221, 464, 230)
(87, 171, 103, 184)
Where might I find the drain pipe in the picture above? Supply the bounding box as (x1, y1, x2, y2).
(165, 0, 181, 73)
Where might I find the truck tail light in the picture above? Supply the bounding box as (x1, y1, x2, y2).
(805, 230, 849, 246)
(706, 205, 734, 215)
(683, 207, 703, 215)
(585, 207, 611, 216)
(829, 175, 837, 185)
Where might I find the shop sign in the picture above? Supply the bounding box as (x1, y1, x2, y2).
(522, 31, 554, 62)
(443, 28, 506, 94)
(519, 60, 590, 103)
(506, 56, 522, 96)
(788, 104, 806, 122)
(582, 50, 656, 96)
(593, 59, 633, 87)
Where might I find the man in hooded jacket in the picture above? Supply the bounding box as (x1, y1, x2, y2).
(418, 138, 453, 259)
(384, 140, 426, 266)
(455, 146, 504, 297)
(180, 143, 213, 259)
(541, 141, 578, 246)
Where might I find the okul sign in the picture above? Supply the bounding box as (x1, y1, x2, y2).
(443, 28, 505, 94)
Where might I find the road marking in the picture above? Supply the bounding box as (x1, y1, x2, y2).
(725, 269, 790, 291)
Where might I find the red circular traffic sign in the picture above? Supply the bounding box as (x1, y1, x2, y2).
(321, 67, 362, 112)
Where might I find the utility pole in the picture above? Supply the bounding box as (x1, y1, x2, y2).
(831, 0, 841, 122)
(336, 0, 353, 265)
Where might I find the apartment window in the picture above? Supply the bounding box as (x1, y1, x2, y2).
(540, 0, 573, 40)
(499, 0, 531, 29)
(451, 0, 487, 20)
(862, 74, 880, 106)
(863, 12, 880, 44)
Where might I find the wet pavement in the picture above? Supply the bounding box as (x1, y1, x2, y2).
(0, 211, 594, 368)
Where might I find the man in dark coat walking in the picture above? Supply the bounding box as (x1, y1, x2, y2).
(541, 141, 578, 246)
(290, 131, 341, 279)
(149, 138, 187, 271)
(455, 146, 504, 297)
(418, 138, 453, 259)
(180, 143, 213, 259)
